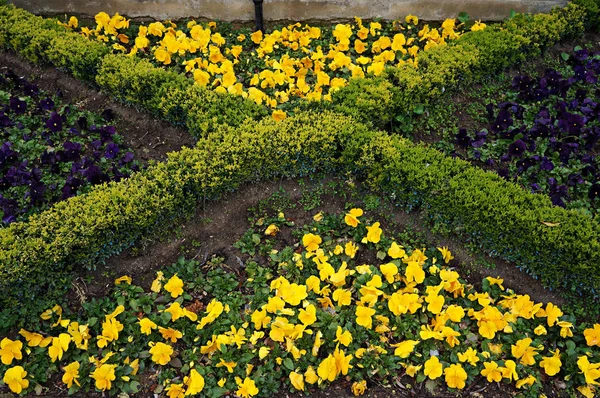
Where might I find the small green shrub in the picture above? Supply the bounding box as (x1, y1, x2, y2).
(504, 3, 586, 48)
(46, 33, 110, 82)
(330, 3, 586, 124)
(329, 77, 398, 129)
(96, 54, 188, 112)
(2, 111, 600, 318)
(456, 28, 530, 76)
(572, 0, 600, 30)
(158, 81, 269, 139)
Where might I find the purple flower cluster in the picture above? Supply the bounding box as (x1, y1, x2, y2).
(454, 48, 600, 211)
(0, 70, 140, 225)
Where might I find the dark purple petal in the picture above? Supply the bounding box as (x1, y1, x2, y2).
(508, 139, 527, 157)
(90, 140, 102, 150)
(101, 109, 115, 121)
(105, 143, 120, 159)
(45, 112, 63, 132)
(455, 128, 471, 147)
(38, 98, 54, 111)
(120, 152, 134, 164)
(9, 97, 27, 115)
(23, 81, 39, 96)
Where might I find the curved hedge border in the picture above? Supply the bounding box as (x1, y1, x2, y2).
(322, 4, 587, 129)
(1, 112, 599, 308)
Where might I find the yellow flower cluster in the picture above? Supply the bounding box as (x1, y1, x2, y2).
(61, 13, 481, 120)
(1, 208, 598, 397)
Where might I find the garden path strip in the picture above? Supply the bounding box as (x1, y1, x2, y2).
(0, 50, 195, 163)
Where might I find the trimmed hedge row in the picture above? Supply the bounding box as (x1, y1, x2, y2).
(1, 111, 599, 310)
(95, 54, 269, 138)
(569, 0, 600, 30)
(0, 6, 109, 81)
(0, 5, 268, 139)
(314, 3, 587, 129)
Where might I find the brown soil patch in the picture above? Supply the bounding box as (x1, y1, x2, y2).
(0, 50, 195, 163)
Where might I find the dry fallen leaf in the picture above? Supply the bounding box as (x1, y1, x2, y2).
(541, 221, 561, 227)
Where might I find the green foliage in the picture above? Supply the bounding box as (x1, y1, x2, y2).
(504, 3, 586, 48)
(0, 1, 598, 325)
(157, 81, 269, 139)
(46, 33, 110, 81)
(330, 3, 586, 125)
(329, 77, 398, 130)
(1, 111, 600, 321)
(456, 27, 530, 76)
(96, 54, 188, 113)
(572, 0, 600, 30)
(0, 5, 266, 140)
(0, 6, 108, 82)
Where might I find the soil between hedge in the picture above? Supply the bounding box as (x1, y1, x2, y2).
(0, 50, 196, 163)
(73, 178, 566, 310)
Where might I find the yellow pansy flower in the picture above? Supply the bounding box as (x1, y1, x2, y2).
(424, 356, 443, 379)
(391, 340, 418, 358)
(0, 338, 23, 365)
(235, 377, 259, 397)
(289, 371, 304, 391)
(149, 342, 173, 365)
(334, 326, 353, 347)
(344, 208, 363, 227)
(164, 274, 184, 298)
(444, 363, 467, 389)
(302, 233, 322, 252)
(114, 275, 132, 285)
(139, 318, 158, 335)
(62, 361, 81, 388)
(91, 364, 116, 391)
(272, 109, 287, 122)
(481, 361, 502, 382)
(539, 349, 561, 376)
(3, 366, 29, 394)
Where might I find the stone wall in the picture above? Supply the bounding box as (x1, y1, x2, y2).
(10, 0, 567, 22)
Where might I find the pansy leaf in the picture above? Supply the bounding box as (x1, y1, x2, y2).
(169, 357, 182, 368)
(283, 357, 294, 370)
(129, 381, 141, 393)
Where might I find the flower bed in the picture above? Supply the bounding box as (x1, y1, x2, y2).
(0, 1, 599, 357)
(0, 210, 598, 397)
(452, 47, 600, 215)
(0, 4, 586, 135)
(60, 12, 477, 117)
(0, 69, 140, 225)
